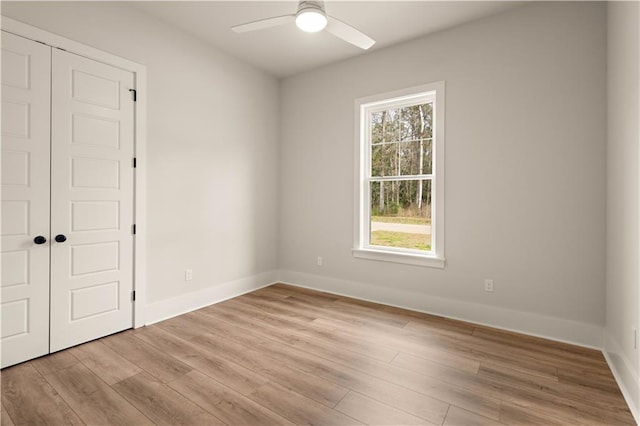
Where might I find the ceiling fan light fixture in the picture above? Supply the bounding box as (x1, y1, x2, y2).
(232, 0, 375, 50)
(295, 10, 327, 33)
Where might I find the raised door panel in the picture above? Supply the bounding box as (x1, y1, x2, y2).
(0, 32, 51, 368)
(49, 49, 134, 352)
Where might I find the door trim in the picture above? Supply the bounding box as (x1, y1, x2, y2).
(1, 16, 148, 328)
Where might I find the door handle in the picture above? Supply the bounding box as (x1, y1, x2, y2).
(34, 236, 47, 245)
(55, 234, 67, 243)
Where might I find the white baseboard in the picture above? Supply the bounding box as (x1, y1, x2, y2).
(143, 270, 279, 325)
(278, 269, 604, 349)
(603, 333, 639, 424)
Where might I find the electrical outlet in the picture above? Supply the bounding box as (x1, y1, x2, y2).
(185, 269, 193, 281)
(484, 279, 494, 292)
(317, 256, 323, 267)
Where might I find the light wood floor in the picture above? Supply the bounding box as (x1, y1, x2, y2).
(1, 283, 635, 425)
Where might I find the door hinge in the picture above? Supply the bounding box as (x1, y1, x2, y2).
(132, 291, 136, 302)
(133, 157, 137, 168)
(129, 89, 137, 102)
(132, 224, 136, 235)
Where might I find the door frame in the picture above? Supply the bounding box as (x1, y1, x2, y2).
(2, 16, 148, 328)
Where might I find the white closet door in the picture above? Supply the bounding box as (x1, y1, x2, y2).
(1, 32, 51, 368)
(50, 48, 135, 352)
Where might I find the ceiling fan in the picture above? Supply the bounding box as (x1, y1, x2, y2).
(231, 0, 376, 50)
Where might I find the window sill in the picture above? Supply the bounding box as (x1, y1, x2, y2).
(352, 248, 445, 269)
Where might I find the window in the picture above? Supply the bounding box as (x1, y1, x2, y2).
(353, 82, 445, 268)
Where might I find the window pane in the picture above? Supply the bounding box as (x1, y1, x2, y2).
(372, 103, 433, 178)
(381, 109, 400, 142)
(423, 139, 433, 175)
(371, 142, 398, 177)
(400, 103, 433, 140)
(370, 180, 432, 251)
(400, 105, 418, 141)
(398, 141, 418, 176)
(371, 111, 383, 144)
(396, 139, 432, 176)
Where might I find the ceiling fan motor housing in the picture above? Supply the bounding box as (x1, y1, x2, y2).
(297, 0, 326, 16)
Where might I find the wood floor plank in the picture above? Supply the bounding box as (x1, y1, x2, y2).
(155, 314, 213, 341)
(264, 293, 377, 327)
(205, 300, 502, 421)
(252, 302, 499, 421)
(394, 345, 481, 374)
(335, 390, 434, 425)
(275, 284, 474, 336)
(189, 331, 350, 408)
(1, 404, 15, 426)
(202, 300, 399, 362)
(1, 363, 83, 425)
(337, 295, 476, 335)
(251, 286, 291, 299)
(470, 331, 603, 374)
(168, 370, 295, 426)
(444, 406, 505, 426)
(30, 350, 78, 376)
(392, 351, 631, 425)
(473, 326, 605, 360)
(243, 292, 414, 336)
(44, 362, 152, 425)
(69, 339, 141, 385)
(218, 295, 630, 424)
(404, 321, 561, 380)
(248, 381, 362, 425)
(187, 309, 458, 425)
(101, 330, 192, 383)
(240, 292, 482, 374)
(404, 316, 477, 337)
(478, 362, 628, 410)
(258, 287, 340, 306)
(475, 362, 635, 425)
(380, 323, 562, 382)
(133, 325, 269, 395)
(390, 351, 481, 379)
(271, 283, 341, 303)
(316, 300, 410, 329)
(472, 327, 609, 375)
(392, 351, 555, 394)
(240, 292, 561, 384)
(235, 293, 318, 323)
(556, 366, 621, 393)
(239, 292, 462, 355)
(312, 315, 483, 372)
(172, 312, 350, 407)
(498, 402, 570, 426)
(113, 371, 224, 425)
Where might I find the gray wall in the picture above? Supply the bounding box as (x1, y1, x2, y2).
(606, 0, 640, 417)
(3, 2, 616, 348)
(2, 1, 281, 304)
(279, 2, 607, 344)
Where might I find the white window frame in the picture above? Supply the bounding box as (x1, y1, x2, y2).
(353, 82, 445, 268)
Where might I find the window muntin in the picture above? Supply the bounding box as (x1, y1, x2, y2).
(354, 82, 444, 267)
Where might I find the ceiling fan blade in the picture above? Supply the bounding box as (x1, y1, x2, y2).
(326, 16, 375, 50)
(232, 15, 295, 33)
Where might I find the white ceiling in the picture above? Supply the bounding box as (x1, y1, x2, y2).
(131, 1, 520, 77)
